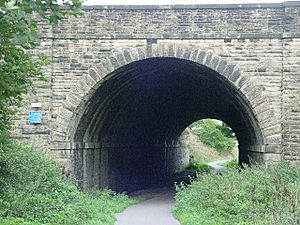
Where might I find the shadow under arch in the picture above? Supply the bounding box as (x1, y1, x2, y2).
(65, 57, 265, 192)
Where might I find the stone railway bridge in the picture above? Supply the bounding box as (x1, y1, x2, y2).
(13, 2, 300, 192)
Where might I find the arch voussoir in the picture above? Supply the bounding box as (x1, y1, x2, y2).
(70, 82, 88, 99)
(136, 47, 147, 60)
(101, 58, 116, 75)
(203, 51, 213, 66)
(63, 99, 77, 112)
(55, 123, 68, 135)
(189, 47, 200, 62)
(195, 50, 207, 65)
(222, 63, 236, 78)
(160, 43, 170, 57)
(88, 68, 102, 82)
(215, 58, 228, 74)
(108, 55, 121, 70)
(228, 68, 241, 83)
(166, 43, 176, 57)
(235, 75, 248, 89)
(113, 52, 127, 67)
(208, 55, 221, 71)
(58, 107, 73, 121)
(93, 63, 111, 78)
(129, 47, 141, 61)
(83, 72, 97, 88)
(182, 46, 193, 59)
(240, 78, 258, 96)
(77, 79, 90, 96)
(175, 44, 185, 58)
(52, 131, 66, 142)
(123, 49, 134, 64)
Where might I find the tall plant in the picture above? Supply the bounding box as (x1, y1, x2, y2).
(0, 0, 82, 137)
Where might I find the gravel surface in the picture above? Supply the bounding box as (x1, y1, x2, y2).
(114, 159, 229, 225)
(115, 187, 181, 225)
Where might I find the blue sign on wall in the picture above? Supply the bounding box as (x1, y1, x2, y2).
(28, 111, 42, 124)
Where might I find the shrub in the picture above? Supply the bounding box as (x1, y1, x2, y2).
(0, 141, 137, 225)
(173, 162, 300, 225)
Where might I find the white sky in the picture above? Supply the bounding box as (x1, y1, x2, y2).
(83, 0, 299, 5)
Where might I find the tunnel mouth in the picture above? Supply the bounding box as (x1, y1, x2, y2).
(180, 119, 239, 166)
(72, 57, 264, 192)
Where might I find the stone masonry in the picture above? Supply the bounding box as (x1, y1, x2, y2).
(11, 2, 300, 191)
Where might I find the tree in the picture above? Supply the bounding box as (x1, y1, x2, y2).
(189, 119, 236, 154)
(0, 0, 82, 137)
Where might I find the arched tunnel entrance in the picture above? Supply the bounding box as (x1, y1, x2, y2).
(71, 57, 264, 192)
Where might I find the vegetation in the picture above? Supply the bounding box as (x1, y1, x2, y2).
(0, 3, 139, 224)
(174, 162, 300, 225)
(219, 159, 239, 170)
(0, 0, 82, 137)
(178, 119, 237, 175)
(180, 129, 224, 163)
(0, 140, 137, 225)
(2, 2, 132, 223)
(176, 159, 213, 174)
(184, 161, 213, 173)
(189, 119, 236, 154)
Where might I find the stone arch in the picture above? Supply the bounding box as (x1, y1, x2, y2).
(52, 43, 280, 191)
(54, 44, 264, 143)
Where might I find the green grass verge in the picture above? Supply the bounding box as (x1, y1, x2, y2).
(0, 140, 137, 225)
(176, 162, 213, 174)
(219, 159, 239, 170)
(185, 162, 213, 173)
(173, 162, 300, 225)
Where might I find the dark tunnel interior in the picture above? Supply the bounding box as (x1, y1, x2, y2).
(72, 58, 264, 192)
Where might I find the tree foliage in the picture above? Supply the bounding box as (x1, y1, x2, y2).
(0, 0, 82, 137)
(189, 119, 236, 153)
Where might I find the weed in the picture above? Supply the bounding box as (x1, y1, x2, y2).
(173, 162, 300, 225)
(0, 141, 137, 225)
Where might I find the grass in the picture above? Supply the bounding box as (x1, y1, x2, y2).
(0, 140, 137, 225)
(176, 161, 213, 176)
(180, 128, 237, 164)
(185, 161, 213, 173)
(173, 162, 300, 225)
(219, 159, 239, 169)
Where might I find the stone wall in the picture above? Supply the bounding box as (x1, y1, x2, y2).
(11, 2, 300, 191)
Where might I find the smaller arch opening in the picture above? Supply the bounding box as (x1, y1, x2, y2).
(179, 119, 239, 173)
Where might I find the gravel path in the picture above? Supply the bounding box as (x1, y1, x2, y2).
(115, 187, 180, 225)
(114, 160, 229, 225)
(207, 159, 230, 173)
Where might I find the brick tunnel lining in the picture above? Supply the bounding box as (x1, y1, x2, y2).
(73, 58, 264, 192)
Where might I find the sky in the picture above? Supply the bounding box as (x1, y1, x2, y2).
(82, 0, 299, 5)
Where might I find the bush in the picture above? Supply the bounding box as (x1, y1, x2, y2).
(173, 162, 300, 225)
(190, 119, 236, 154)
(0, 141, 137, 225)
